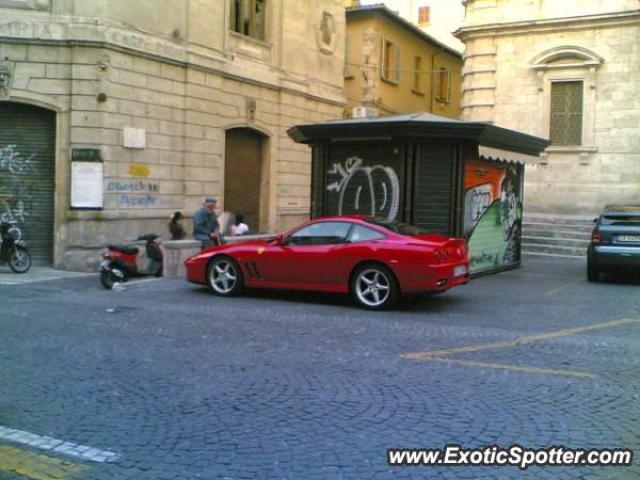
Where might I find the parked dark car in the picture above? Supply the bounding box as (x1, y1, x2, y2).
(587, 205, 640, 282)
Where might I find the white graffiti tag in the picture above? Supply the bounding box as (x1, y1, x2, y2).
(463, 183, 493, 236)
(327, 156, 400, 222)
(0, 144, 37, 175)
(0, 200, 27, 241)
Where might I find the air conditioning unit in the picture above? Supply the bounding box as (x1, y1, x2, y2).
(352, 106, 378, 119)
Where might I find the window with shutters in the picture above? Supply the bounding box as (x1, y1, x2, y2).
(413, 56, 424, 94)
(549, 81, 583, 145)
(381, 39, 400, 84)
(531, 46, 603, 153)
(418, 6, 431, 25)
(434, 67, 451, 103)
(230, 0, 266, 41)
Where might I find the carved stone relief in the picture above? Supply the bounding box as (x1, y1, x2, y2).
(315, 10, 338, 55)
(0, 0, 51, 11)
(0, 62, 14, 98)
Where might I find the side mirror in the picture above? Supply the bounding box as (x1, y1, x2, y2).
(274, 233, 286, 245)
(593, 217, 599, 224)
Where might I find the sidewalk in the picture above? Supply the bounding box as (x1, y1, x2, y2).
(0, 266, 95, 286)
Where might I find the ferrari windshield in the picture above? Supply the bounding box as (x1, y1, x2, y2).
(365, 218, 431, 235)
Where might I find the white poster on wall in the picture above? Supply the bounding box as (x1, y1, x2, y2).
(71, 161, 104, 208)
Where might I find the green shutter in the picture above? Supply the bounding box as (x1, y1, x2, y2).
(413, 143, 454, 235)
(0, 103, 56, 264)
(550, 81, 583, 145)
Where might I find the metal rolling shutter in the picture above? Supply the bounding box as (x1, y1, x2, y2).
(0, 103, 55, 264)
(413, 143, 454, 235)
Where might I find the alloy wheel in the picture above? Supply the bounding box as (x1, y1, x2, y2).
(209, 259, 238, 294)
(355, 268, 391, 308)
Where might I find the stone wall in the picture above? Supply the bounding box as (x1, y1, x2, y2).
(0, 0, 346, 270)
(458, 4, 640, 218)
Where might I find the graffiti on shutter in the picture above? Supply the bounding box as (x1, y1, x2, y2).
(464, 159, 524, 273)
(0, 145, 39, 241)
(0, 103, 55, 262)
(0, 144, 37, 175)
(326, 156, 400, 222)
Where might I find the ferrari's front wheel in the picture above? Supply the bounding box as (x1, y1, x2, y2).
(350, 264, 398, 310)
(207, 256, 244, 296)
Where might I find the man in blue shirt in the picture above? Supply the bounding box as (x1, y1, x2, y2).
(193, 197, 220, 248)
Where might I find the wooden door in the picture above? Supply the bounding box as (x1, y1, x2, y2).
(224, 128, 263, 234)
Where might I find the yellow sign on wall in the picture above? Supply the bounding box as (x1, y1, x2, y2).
(128, 164, 150, 177)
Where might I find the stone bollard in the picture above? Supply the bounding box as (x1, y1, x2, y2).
(162, 235, 275, 279)
(162, 239, 202, 278)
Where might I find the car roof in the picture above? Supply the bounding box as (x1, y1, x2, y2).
(603, 205, 640, 215)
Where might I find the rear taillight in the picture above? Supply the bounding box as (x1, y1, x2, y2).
(591, 231, 601, 244)
(433, 248, 449, 263)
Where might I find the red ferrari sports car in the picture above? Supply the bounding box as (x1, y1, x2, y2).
(184, 216, 469, 309)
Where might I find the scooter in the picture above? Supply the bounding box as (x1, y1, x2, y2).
(0, 220, 32, 273)
(99, 233, 163, 289)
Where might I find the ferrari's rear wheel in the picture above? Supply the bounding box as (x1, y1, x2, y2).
(207, 256, 244, 296)
(350, 264, 398, 310)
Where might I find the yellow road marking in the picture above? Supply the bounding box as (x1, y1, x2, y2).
(0, 445, 88, 480)
(402, 318, 640, 361)
(424, 358, 598, 379)
(401, 318, 640, 378)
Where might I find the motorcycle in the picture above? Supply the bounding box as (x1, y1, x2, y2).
(99, 233, 163, 289)
(0, 220, 32, 273)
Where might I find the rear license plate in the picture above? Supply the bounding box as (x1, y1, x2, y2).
(453, 265, 467, 277)
(616, 235, 640, 243)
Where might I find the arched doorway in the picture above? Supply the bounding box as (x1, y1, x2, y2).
(224, 128, 267, 233)
(0, 103, 56, 264)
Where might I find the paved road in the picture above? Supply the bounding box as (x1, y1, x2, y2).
(1, 257, 639, 479)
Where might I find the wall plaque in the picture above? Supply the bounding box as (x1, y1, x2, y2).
(71, 162, 103, 209)
(71, 148, 102, 162)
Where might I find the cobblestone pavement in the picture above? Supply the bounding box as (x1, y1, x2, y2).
(1, 256, 639, 479)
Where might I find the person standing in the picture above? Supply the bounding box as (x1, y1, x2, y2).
(193, 197, 220, 248)
(230, 213, 249, 236)
(168, 211, 186, 240)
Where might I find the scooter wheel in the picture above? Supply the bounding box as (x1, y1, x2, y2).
(100, 270, 117, 290)
(9, 247, 32, 274)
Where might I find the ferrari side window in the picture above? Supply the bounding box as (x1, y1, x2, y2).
(288, 221, 351, 246)
(349, 225, 386, 243)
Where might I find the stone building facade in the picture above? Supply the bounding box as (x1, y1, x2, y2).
(344, 3, 463, 119)
(0, 0, 345, 269)
(457, 0, 640, 241)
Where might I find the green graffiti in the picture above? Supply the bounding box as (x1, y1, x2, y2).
(467, 200, 521, 273)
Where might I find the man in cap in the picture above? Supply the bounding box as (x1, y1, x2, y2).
(193, 197, 221, 248)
